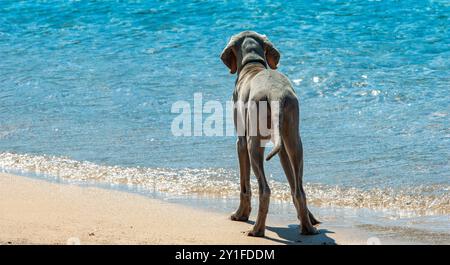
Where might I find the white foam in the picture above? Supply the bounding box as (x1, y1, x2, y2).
(0, 152, 448, 217)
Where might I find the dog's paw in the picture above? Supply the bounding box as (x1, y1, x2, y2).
(301, 226, 318, 235)
(247, 230, 265, 237)
(230, 213, 249, 222)
(230, 209, 250, 222)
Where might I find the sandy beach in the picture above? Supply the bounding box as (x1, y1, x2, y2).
(0, 173, 374, 245)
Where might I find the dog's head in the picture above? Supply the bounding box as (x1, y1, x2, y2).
(221, 31, 280, 74)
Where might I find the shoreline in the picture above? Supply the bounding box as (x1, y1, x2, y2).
(0, 172, 376, 245)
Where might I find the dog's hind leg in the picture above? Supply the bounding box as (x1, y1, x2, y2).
(279, 147, 320, 226)
(282, 113, 318, 235)
(308, 209, 321, 226)
(247, 136, 270, 237)
(231, 137, 252, 221)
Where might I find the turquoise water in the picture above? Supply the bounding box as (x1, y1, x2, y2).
(0, 1, 449, 238)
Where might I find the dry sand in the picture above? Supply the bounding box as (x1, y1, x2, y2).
(0, 173, 371, 245)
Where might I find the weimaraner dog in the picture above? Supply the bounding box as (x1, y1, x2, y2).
(221, 31, 320, 236)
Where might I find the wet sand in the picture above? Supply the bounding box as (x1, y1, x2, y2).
(0, 173, 372, 245)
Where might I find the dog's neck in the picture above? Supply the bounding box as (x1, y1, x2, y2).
(235, 62, 266, 85)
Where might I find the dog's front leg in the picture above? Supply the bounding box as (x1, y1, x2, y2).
(230, 136, 252, 221)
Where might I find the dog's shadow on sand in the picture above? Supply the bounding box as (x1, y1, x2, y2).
(246, 221, 337, 245)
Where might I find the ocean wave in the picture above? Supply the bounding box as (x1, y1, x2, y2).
(0, 152, 448, 216)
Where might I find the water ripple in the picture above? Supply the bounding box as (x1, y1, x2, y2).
(0, 152, 448, 217)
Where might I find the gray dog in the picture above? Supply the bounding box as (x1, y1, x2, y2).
(221, 31, 319, 236)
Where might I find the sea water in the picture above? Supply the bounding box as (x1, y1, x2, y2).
(0, 0, 449, 243)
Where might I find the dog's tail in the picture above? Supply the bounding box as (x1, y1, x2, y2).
(265, 99, 283, 161)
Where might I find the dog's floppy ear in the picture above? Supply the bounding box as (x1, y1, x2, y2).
(221, 38, 237, 74)
(263, 38, 280, 70)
